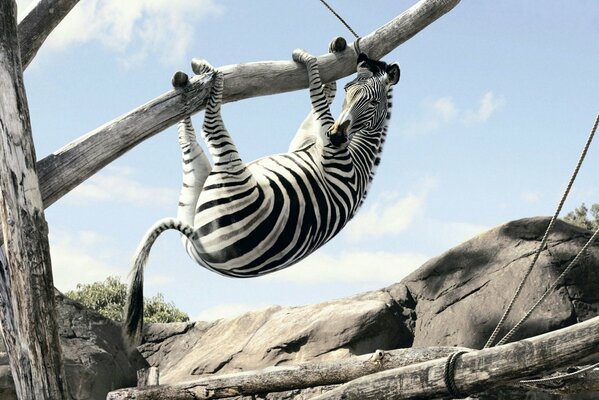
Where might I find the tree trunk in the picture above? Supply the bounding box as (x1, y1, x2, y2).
(0, 1, 70, 398)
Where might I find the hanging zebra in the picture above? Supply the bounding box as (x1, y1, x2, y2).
(124, 41, 400, 346)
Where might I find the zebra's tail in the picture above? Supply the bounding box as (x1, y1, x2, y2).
(123, 217, 196, 349)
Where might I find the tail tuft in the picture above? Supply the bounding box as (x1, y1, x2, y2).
(122, 218, 196, 350)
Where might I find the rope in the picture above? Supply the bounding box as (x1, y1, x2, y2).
(521, 361, 599, 384)
(317, 0, 360, 39)
(496, 223, 599, 346)
(484, 113, 599, 349)
(443, 351, 468, 398)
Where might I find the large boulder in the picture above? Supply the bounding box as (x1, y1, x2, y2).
(140, 216, 599, 393)
(140, 285, 415, 384)
(403, 217, 599, 349)
(0, 291, 148, 400)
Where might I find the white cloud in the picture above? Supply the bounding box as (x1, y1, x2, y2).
(38, 0, 222, 66)
(194, 303, 270, 322)
(265, 250, 428, 285)
(64, 166, 178, 208)
(521, 191, 541, 204)
(404, 91, 504, 135)
(429, 220, 489, 248)
(434, 96, 458, 121)
(347, 177, 438, 241)
(49, 229, 124, 291)
(463, 91, 505, 124)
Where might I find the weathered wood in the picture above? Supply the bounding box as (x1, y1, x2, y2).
(137, 367, 160, 388)
(0, 1, 70, 399)
(106, 347, 467, 399)
(521, 366, 599, 395)
(18, 0, 81, 69)
(311, 315, 599, 399)
(35, 0, 460, 209)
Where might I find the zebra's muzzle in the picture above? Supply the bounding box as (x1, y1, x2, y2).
(328, 120, 350, 147)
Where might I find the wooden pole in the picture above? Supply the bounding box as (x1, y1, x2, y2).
(35, 0, 461, 210)
(106, 347, 468, 399)
(311, 315, 599, 399)
(18, 0, 81, 69)
(0, 1, 70, 398)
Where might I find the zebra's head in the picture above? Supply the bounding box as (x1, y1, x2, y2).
(328, 53, 400, 147)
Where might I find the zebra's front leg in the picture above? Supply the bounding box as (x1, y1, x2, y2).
(292, 48, 335, 147)
(172, 72, 212, 228)
(289, 38, 345, 152)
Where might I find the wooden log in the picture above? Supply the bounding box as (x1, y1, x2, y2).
(35, 0, 460, 209)
(106, 347, 467, 399)
(138, 367, 160, 388)
(0, 1, 70, 399)
(311, 315, 599, 399)
(520, 366, 599, 395)
(18, 0, 81, 69)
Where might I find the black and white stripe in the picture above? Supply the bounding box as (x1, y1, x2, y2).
(124, 50, 400, 345)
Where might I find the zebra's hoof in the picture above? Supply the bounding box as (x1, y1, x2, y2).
(292, 49, 316, 65)
(172, 71, 189, 88)
(329, 37, 347, 53)
(191, 58, 215, 75)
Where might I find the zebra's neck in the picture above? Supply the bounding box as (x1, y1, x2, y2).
(348, 89, 393, 210)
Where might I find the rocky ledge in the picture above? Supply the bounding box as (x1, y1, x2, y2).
(1, 217, 598, 399)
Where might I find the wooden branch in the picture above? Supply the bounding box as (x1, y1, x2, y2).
(106, 347, 467, 399)
(35, 0, 460, 209)
(0, 1, 70, 398)
(18, 0, 81, 69)
(520, 366, 599, 395)
(310, 316, 599, 399)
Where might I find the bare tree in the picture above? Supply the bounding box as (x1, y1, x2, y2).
(0, 0, 460, 397)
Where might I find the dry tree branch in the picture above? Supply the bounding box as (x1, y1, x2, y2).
(18, 0, 80, 69)
(35, 0, 461, 209)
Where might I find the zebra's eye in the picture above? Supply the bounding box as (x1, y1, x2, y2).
(371, 100, 380, 106)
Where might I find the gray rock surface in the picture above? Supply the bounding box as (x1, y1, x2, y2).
(139, 217, 599, 399)
(0, 291, 148, 400)
(403, 217, 599, 348)
(141, 287, 414, 384)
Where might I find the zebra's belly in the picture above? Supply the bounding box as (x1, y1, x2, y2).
(190, 154, 349, 277)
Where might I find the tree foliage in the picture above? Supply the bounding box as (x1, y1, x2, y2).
(564, 203, 599, 231)
(65, 276, 189, 323)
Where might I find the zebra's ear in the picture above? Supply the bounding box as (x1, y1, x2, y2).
(386, 63, 400, 85)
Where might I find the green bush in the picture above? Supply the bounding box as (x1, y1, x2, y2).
(66, 276, 189, 323)
(563, 203, 599, 231)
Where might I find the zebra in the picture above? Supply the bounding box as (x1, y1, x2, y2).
(124, 42, 400, 346)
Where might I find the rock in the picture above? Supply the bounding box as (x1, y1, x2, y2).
(139, 217, 599, 399)
(402, 217, 599, 349)
(140, 289, 414, 384)
(0, 291, 148, 400)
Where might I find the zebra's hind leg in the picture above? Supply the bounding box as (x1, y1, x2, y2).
(176, 117, 212, 226)
(192, 59, 245, 170)
(171, 71, 212, 241)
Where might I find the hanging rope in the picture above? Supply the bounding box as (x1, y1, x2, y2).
(317, 0, 360, 39)
(496, 223, 599, 346)
(521, 361, 599, 384)
(484, 113, 599, 349)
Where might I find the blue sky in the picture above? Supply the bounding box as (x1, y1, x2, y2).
(17, 0, 599, 321)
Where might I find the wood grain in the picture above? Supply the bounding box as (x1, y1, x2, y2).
(17, 0, 80, 69)
(0, 1, 70, 398)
